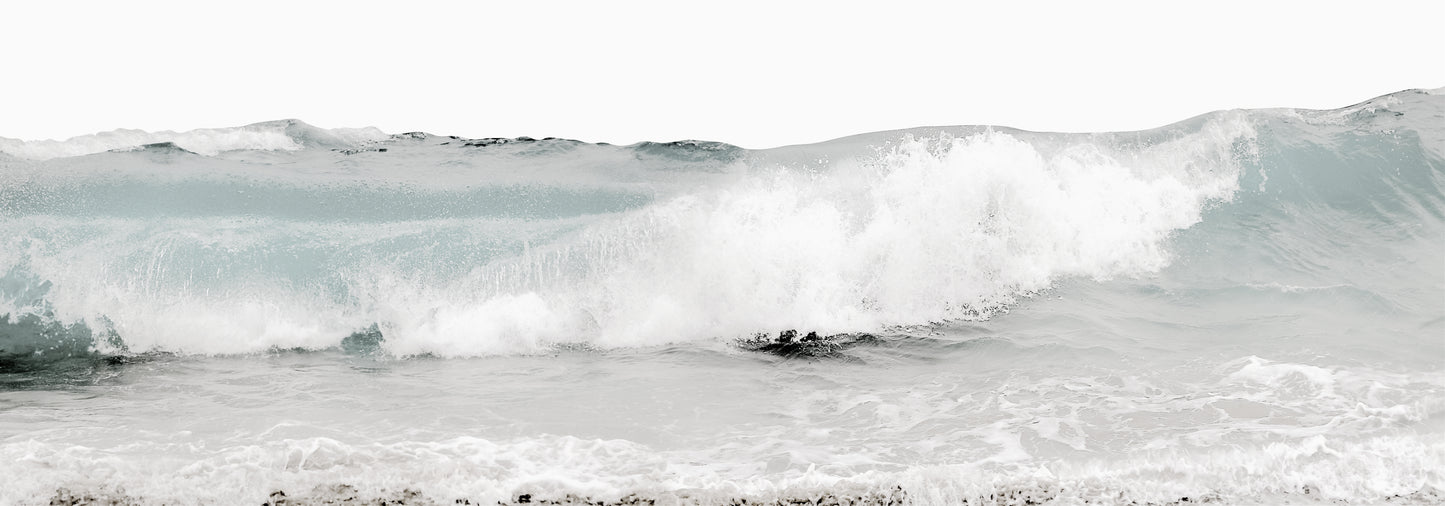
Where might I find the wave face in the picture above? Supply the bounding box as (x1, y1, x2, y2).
(2, 90, 1442, 505)
(3, 91, 1443, 359)
(0, 108, 1275, 357)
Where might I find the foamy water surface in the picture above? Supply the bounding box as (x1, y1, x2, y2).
(2, 90, 1442, 505)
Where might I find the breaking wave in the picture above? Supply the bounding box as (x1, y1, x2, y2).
(1, 89, 1441, 360)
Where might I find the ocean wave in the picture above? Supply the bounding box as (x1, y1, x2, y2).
(1, 89, 1441, 359)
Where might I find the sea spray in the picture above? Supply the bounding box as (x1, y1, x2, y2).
(1, 115, 1258, 357)
(1, 89, 1441, 505)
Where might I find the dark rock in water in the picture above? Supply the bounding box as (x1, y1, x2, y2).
(739, 329, 880, 360)
(340, 324, 385, 356)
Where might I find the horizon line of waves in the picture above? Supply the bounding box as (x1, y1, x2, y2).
(0, 120, 388, 160)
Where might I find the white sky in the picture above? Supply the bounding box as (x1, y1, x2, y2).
(2, 0, 1442, 149)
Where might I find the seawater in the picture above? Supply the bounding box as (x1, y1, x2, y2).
(1, 89, 1441, 505)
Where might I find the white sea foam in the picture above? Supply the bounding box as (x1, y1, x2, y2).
(3, 90, 1441, 506)
(3, 346, 1436, 504)
(3, 432, 1439, 505)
